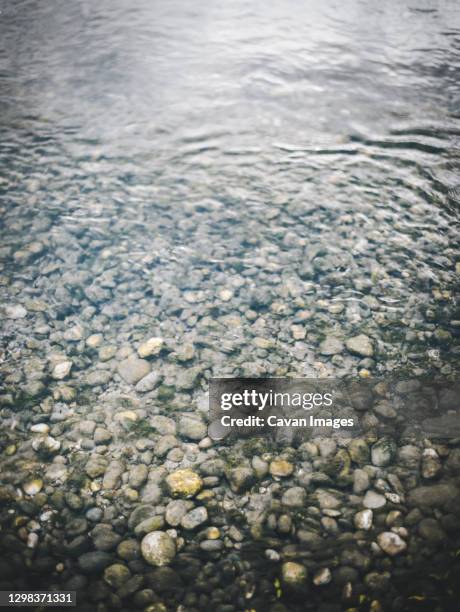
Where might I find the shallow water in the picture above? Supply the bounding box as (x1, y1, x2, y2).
(1, 0, 459, 379)
(0, 1, 460, 610)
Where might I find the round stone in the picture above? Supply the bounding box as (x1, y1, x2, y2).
(103, 564, 131, 588)
(281, 486, 307, 508)
(319, 336, 344, 356)
(363, 490, 386, 509)
(313, 567, 332, 585)
(138, 337, 164, 358)
(346, 334, 374, 357)
(141, 531, 176, 567)
(354, 509, 373, 530)
(269, 459, 294, 478)
(377, 532, 407, 556)
(165, 469, 203, 498)
(281, 561, 307, 586)
(23, 478, 43, 496)
(52, 361, 73, 380)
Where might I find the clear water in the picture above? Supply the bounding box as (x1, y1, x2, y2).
(1, 3, 459, 377)
(0, 1, 460, 609)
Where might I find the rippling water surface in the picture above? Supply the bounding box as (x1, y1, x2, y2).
(3, 1, 459, 375)
(1, 0, 460, 609)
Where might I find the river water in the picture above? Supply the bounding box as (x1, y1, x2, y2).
(0, 0, 459, 610)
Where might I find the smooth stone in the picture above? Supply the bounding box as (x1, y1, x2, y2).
(135, 371, 160, 393)
(165, 500, 191, 527)
(141, 532, 176, 567)
(363, 490, 386, 509)
(180, 506, 208, 530)
(377, 532, 407, 556)
(178, 416, 207, 441)
(5, 304, 27, 319)
(166, 469, 203, 498)
(78, 552, 113, 573)
(269, 459, 294, 478)
(281, 487, 307, 508)
(138, 337, 164, 358)
(354, 509, 373, 530)
(117, 357, 151, 385)
(313, 567, 332, 586)
(52, 361, 73, 380)
(129, 464, 149, 489)
(103, 564, 131, 589)
(319, 336, 344, 356)
(85, 456, 109, 479)
(86, 370, 112, 386)
(353, 468, 370, 494)
(346, 334, 374, 357)
(23, 479, 43, 496)
(371, 438, 396, 467)
(407, 484, 459, 508)
(282, 561, 308, 586)
(227, 467, 255, 493)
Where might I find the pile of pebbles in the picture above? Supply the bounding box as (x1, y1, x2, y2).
(0, 183, 459, 610)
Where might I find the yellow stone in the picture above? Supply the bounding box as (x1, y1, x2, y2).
(114, 410, 139, 422)
(206, 527, 220, 540)
(359, 369, 371, 379)
(269, 459, 294, 478)
(23, 478, 43, 496)
(165, 469, 203, 498)
(13, 516, 28, 528)
(253, 337, 273, 350)
(123, 488, 139, 502)
(196, 490, 214, 501)
(281, 561, 307, 586)
(86, 334, 103, 348)
(138, 337, 164, 358)
(5, 444, 16, 456)
(219, 289, 233, 302)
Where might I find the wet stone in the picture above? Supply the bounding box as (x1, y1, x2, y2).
(353, 468, 370, 494)
(92, 525, 122, 551)
(141, 531, 176, 566)
(377, 532, 407, 556)
(282, 486, 307, 508)
(86, 370, 112, 386)
(354, 509, 373, 530)
(181, 506, 208, 530)
(129, 464, 148, 489)
(78, 551, 113, 573)
(407, 484, 459, 508)
(346, 334, 374, 357)
(117, 356, 151, 385)
(269, 459, 294, 478)
(418, 518, 445, 543)
(363, 490, 386, 509)
(103, 563, 131, 588)
(371, 438, 396, 467)
(85, 456, 109, 479)
(135, 371, 160, 393)
(165, 500, 191, 527)
(227, 467, 255, 493)
(319, 336, 344, 356)
(313, 567, 332, 586)
(282, 562, 308, 587)
(128, 505, 157, 530)
(117, 539, 141, 561)
(135, 516, 165, 536)
(52, 360, 73, 380)
(178, 416, 207, 441)
(166, 469, 203, 498)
